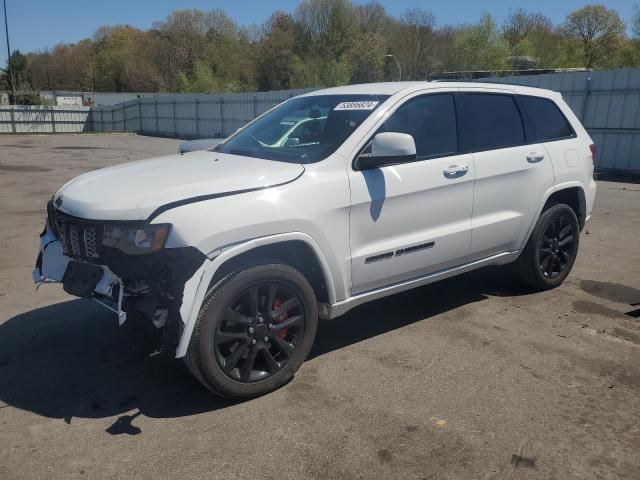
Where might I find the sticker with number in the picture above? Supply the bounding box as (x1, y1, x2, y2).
(334, 101, 379, 111)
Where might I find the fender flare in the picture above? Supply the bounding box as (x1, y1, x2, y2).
(175, 232, 336, 358)
(519, 181, 587, 252)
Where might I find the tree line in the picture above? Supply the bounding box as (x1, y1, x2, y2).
(2, 1, 639, 101)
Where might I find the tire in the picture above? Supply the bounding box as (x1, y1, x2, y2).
(514, 203, 580, 290)
(185, 262, 318, 399)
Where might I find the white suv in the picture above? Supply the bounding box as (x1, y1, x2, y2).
(33, 82, 597, 398)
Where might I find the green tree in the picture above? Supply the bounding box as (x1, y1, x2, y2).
(452, 14, 509, 71)
(354, 1, 390, 35)
(563, 5, 625, 68)
(389, 8, 436, 79)
(1, 50, 26, 90)
(255, 12, 302, 90)
(624, 5, 640, 67)
(178, 61, 221, 92)
(503, 10, 552, 51)
(295, 0, 357, 59)
(92, 26, 162, 92)
(347, 31, 386, 83)
(632, 5, 640, 40)
(501, 10, 579, 69)
(1, 50, 48, 104)
(11, 2, 639, 94)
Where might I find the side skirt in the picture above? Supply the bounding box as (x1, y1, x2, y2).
(318, 250, 519, 319)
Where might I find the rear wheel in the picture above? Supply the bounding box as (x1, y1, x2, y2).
(515, 204, 580, 290)
(185, 263, 318, 398)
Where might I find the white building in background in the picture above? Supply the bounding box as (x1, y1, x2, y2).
(55, 95, 83, 106)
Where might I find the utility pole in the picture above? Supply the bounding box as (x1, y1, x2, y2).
(45, 57, 51, 90)
(3, 0, 14, 103)
(91, 52, 96, 92)
(168, 49, 172, 93)
(160, 33, 172, 93)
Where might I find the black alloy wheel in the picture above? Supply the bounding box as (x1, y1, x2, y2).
(514, 203, 580, 290)
(537, 213, 576, 279)
(185, 262, 318, 399)
(214, 282, 306, 382)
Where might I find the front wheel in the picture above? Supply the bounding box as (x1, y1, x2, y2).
(185, 263, 318, 398)
(514, 204, 580, 290)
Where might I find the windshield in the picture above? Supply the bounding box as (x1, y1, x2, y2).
(215, 94, 389, 163)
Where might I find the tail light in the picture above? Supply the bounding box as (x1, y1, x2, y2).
(589, 144, 596, 164)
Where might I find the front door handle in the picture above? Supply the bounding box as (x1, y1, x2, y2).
(443, 164, 469, 178)
(526, 152, 545, 163)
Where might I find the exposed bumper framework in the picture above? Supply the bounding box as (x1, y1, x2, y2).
(34, 221, 129, 324)
(33, 217, 207, 354)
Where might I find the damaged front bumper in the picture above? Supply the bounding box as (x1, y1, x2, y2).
(33, 216, 208, 355)
(33, 220, 128, 324)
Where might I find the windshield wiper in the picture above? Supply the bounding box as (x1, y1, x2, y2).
(225, 147, 303, 163)
(226, 148, 258, 157)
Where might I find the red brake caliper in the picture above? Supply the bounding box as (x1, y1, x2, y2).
(272, 297, 289, 339)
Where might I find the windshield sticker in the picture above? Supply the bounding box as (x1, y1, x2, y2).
(334, 101, 379, 111)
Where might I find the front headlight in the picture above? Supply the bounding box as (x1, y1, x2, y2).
(102, 224, 171, 255)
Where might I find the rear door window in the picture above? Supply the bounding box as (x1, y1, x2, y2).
(519, 96, 575, 142)
(460, 93, 524, 152)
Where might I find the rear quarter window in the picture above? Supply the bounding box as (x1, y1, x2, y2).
(519, 96, 575, 142)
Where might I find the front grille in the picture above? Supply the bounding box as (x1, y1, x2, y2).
(52, 209, 102, 259)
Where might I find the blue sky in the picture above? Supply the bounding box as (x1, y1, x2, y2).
(1, 0, 636, 66)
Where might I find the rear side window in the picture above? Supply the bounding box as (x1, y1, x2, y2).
(381, 94, 458, 160)
(519, 96, 575, 142)
(460, 94, 524, 152)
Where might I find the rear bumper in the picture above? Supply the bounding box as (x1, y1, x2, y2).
(586, 176, 597, 220)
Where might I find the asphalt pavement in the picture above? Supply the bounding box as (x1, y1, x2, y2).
(0, 134, 639, 480)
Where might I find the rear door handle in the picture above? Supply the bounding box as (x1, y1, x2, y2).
(526, 152, 545, 163)
(443, 164, 469, 177)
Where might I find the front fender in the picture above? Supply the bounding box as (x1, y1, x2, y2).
(176, 232, 336, 358)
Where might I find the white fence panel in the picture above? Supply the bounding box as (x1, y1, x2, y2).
(3, 72, 638, 175)
(89, 88, 315, 138)
(477, 68, 640, 174)
(0, 105, 90, 133)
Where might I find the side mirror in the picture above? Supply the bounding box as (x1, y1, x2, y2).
(356, 132, 416, 170)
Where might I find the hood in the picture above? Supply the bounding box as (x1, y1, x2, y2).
(54, 150, 304, 221)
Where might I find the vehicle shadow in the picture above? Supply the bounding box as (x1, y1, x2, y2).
(311, 266, 533, 358)
(0, 299, 229, 423)
(0, 267, 534, 424)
